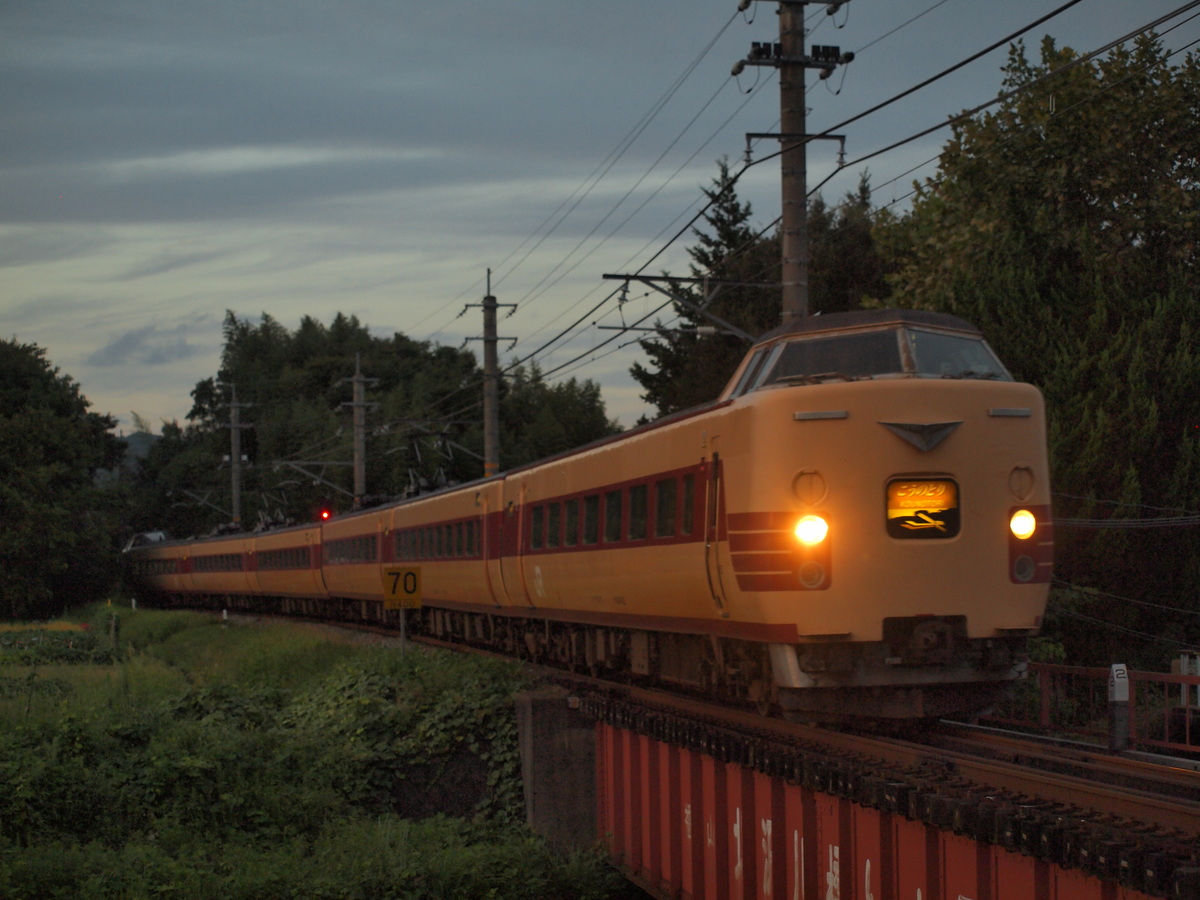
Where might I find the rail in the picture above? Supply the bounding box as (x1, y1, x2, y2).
(984, 660, 1200, 756)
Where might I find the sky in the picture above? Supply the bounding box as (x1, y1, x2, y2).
(3, 0, 1196, 435)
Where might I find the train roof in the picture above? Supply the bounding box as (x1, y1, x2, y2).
(753, 308, 981, 347)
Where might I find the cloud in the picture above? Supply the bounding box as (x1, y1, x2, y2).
(85, 323, 205, 367)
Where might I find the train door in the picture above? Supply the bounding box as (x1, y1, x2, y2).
(512, 485, 536, 607)
(704, 450, 730, 613)
(479, 492, 504, 607)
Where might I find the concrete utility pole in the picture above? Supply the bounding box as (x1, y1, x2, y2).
(340, 354, 379, 508)
(467, 270, 516, 479)
(222, 384, 253, 527)
(733, 0, 853, 326)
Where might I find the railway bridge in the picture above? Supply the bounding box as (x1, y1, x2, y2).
(517, 665, 1200, 900)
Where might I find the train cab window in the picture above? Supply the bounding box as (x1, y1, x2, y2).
(682, 474, 696, 535)
(604, 490, 623, 543)
(564, 499, 580, 546)
(547, 503, 561, 549)
(908, 329, 1010, 380)
(654, 478, 677, 537)
(761, 330, 903, 386)
(628, 485, 648, 540)
(754, 325, 1013, 389)
(583, 495, 600, 545)
(730, 347, 770, 398)
(531, 505, 545, 550)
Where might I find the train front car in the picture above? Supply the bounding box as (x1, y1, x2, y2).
(719, 309, 1052, 721)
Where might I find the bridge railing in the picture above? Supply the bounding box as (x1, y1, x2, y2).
(983, 661, 1200, 755)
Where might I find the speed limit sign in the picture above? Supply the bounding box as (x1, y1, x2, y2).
(381, 567, 422, 609)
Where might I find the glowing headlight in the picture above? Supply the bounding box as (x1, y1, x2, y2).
(794, 514, 829, 546)
(1009, 509, 1036, 540)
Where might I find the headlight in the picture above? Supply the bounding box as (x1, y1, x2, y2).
(794, 514, 829, 546)
(1009, 509, 1036, 540)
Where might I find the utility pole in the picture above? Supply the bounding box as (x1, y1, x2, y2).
(340, 354, 379, 508)
(733, 0, 853, 326)
(222, 384, 253, 527)
(466, 270, 516, 479)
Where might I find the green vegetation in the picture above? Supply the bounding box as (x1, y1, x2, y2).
(128, 313, 621, 538)
(0, 608, 634, 900)
(0, 339, 126, 619)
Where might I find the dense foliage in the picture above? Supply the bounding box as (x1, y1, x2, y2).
(129, 313, 619, 538)
(0, 610, 635, 900)
(0, 340, 126, 619)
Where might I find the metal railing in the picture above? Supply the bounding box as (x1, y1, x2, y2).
(984, 658, 1200, 755)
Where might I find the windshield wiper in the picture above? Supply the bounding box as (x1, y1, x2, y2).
(941, 369, 1000, 380)
(777, 371, 866, 384)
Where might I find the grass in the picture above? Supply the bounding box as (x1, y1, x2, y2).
(0, 603, 641, 899)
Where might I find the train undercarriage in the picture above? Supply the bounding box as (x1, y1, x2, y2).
(149, 591, 1029, 722)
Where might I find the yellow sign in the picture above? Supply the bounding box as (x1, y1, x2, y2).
(381, 566, 422, 609)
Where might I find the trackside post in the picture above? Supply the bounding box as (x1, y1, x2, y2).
(1109, 663, 1130, 752)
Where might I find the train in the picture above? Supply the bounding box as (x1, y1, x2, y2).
(124, 308, 1053, 721)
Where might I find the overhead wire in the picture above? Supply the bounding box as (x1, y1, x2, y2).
(272, 2, 1200, 473)
(415, 10, 743, 345)
(432, 0, 1102, 385)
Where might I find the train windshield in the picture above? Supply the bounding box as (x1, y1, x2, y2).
(907, 329, 1010, 379)
(752, 326, 1010, 389)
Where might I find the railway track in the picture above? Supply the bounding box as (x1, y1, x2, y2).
(220, 613, 1200, 892)
(243, 612, 1200, 836)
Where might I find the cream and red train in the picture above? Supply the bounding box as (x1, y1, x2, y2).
(126, 309, 1053, 720)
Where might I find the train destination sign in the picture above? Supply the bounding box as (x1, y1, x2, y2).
(886, 478, 961, 539)
(381, 566, 422, 609)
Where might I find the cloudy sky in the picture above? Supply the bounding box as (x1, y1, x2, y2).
(3, 0, 1195, 434)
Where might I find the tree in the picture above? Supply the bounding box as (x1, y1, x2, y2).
(875, 35, 1200, 666)
(630, 159, 780, 418)
(499, 365, 621, 469)
(0, 339, 125, 618)
(631, 161, 888, 418)
(132, 313, 621, 534)
(880, 34, 1200, 315)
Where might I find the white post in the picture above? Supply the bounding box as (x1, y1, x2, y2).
(1108, 663, 1129, 752)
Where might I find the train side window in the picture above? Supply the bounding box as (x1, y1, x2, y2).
(682, 474, 696, 535)
(531, 505, 544, 550)
(655, 478, 677, 537)
(628, 484, 647, 540)
(564, 499, 579, 546)
(466, 521, 476, 557)
(454, 522, 464, 556)
(583, 495, 600, 545)
(547, 503, 561, 549)
(604, 489, 623, 543)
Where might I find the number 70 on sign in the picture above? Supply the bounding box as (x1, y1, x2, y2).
(381, 567, 422, 609)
